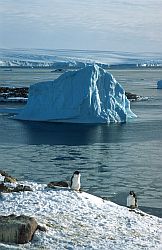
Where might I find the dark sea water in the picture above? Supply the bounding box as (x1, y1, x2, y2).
(0, 68, 162, 218)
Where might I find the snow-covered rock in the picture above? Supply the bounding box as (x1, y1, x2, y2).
(0, 181, 161, 250)
(157, 80, 162, 89)
(15, 65, 136, 123)
(0, 174, 5, 183)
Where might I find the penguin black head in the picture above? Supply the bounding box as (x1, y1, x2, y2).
(129, 191, 136, 197)
(130, 191, 137, 205)
(73, 171, 80, 175)
(127, 191, 138, 208)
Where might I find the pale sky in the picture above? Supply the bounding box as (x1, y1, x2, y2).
(0, 0, 162, 52)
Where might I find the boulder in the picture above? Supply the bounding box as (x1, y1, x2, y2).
(13, 184, 33, 192)
(4, 176, 17, 183)
(0, 182, 33, 193)
(0, 170, 33, 193)
(125, 92, 140, 101)
(47, 181, 69, 188)
(0, 215, 38, 244)
(0, 183, 33, 193)
(0, 183, 11, 192)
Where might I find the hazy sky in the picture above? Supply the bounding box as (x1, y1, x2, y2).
(0, 0, 162, 52)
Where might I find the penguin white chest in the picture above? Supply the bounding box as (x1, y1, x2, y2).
(127, 195, 135, 207)
(71, 175, 80, 191)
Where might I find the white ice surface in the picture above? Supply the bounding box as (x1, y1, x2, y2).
(0, 181, 162, 250)
(0, 97, 27, 103)
(15, 64, 136, 123)
(1, 49, 162, 67)
(0, 174, 5, 183)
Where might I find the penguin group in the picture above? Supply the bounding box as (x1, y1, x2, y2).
(71, 171, 138, 207)
(65, 171, 138, 209)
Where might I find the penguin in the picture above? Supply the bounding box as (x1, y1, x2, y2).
(127, 191, 138, 209)
(70, 171, 81, 191)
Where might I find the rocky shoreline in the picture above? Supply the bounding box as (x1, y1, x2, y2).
(0, 87, 28, 103)
(0, 86, 141, 103)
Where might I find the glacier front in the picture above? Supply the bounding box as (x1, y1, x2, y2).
(15, 64, 136, 123)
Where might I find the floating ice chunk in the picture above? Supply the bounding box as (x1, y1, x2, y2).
(157, 80, 162, 89)
(15, 64, 136, 123)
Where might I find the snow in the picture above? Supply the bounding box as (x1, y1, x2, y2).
(0, 59, 87, 69)
(0, 97, 27, 103)
(0, 174, 5, 183)
(1, 48, 162, 68)
(0, 181, 162, 250)
(15, 64, 136, 123)
(157, 80, 162, 89)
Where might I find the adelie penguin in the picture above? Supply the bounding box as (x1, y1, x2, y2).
(127, 191, 138, 209)
(70, 171, 81, 191)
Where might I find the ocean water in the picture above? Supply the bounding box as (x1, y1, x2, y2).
(0, 67, 162, 218)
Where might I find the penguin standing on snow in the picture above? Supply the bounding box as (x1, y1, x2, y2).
(127, 191, 138, 209)
(70, 171, 81, 191)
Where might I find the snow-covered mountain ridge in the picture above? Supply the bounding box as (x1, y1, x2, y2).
(1, 48, 162, 69)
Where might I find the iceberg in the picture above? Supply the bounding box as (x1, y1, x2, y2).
(157, 80, 162, 89)
(15, 64, 136, 123)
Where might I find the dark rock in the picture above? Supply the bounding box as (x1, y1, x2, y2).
(0, 87, 142, 103)
(0, 183, 11, 193)
(37, 224, 47, 232)
(0, 170, 32, 193)
(0, 183, 33, 193)
(47, 181, 69, 188)
(0, 87, 28, 98)
(51, 69, 64, 72)
(0, 170, 9, 177)
(0, 214, 38, 244)
(4, 176, 17, 183)
(125, 91, 140, 101)
(13, 185, 33, 192)
(0, 87, 28, 103)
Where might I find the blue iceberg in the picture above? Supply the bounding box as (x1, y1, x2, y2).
(15, 64, 136, 123)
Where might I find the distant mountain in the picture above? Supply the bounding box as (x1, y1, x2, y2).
(0, 48, 162, 69)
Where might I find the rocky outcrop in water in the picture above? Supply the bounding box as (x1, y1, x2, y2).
(0, 87, 141, 103)
(125, 92, 140, 101)
(0, 87, 28, 102)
